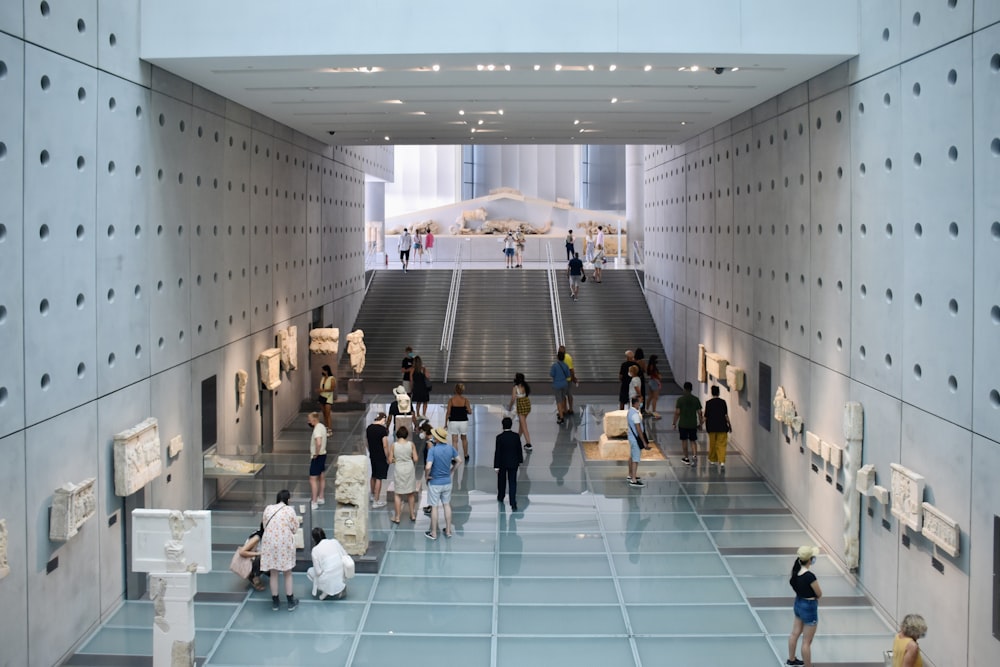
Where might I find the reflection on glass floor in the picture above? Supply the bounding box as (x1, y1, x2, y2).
(68, 398, 892, 666)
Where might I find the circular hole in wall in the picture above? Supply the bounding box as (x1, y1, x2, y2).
(178, 330, 184, 341)
(158, 113, 165, 127)
(156, 169, 163, 181)
(993, 54, 1000, 72)
(816, 118, 822, 130)
(0, 305, 5, 323)
(76, 156, 85, 170)
(860, 284, 867, 297)
(883, 92, 891, 106)
(913, 152, 922, 167)
(912, 12, 921, 26)
(107, 160, 115, 173)
(991, 389, 1000, 408)
(837, 223, 843, 235)
(817, 171, 823, 183)
(77, 18, 85, 33)
(817, 277, 824, 287)
(156, 280, 163, 292)
(947, 146, 959, 162)
(76, 224, 84, 239)
(914, 222, 923, 237)
(914, 293, 923, 308)
(135, 105, 142, 118)
(40, 74, 50, 90)
(77, 86, 86, 102)
(837, 280, 843, 292)
(992, 138, 1000, 156)
(859, 162, 866, 175)
(884, 354, 892, 368)
(817, 331, 823, 341)
(992, 305, 1000, 324)
(912, 82, 921, 96)
(859, 345, 867, 359)
(858, 102, 865, 114)
(885, 223, 893, 237)
(41, 373, 51, 390)
(914, 364, 922, 379)
(949, 298, 959, 315)
(134, 284, 141, 298)
(109, 33, 117, 47)
(993, 221, 1000, 239)
(949, 222, 959, 238)
(881, 28, 890, 42)
(836, 338, 843, 350)
(108, 353, 115, 367)
(107, 288, 115, 302)
(76, 293, 85, 308)
(39, 1, 50, 16)
(157, 336, 164, 349)
(947, 69, 957, 85)
(860, 223, 867, 237)
(0, 387, 6, 406)
(948, 375, 958, 392)
(76, 362, 86, 378)
(134, 344, 142, 358)
(39, 149, 50, 165)
(885, 289, 893, 303)
(39, 298, 49, 315)
(884, 158, 892, 171)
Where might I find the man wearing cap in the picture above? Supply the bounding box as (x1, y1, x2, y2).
(424, 427, 459, 540)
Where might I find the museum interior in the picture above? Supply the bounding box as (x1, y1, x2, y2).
(0, 2, 999, 666)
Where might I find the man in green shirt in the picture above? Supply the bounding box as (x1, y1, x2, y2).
(672, 381, 703, 466)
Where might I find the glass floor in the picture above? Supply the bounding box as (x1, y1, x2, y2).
(68, 396, 892, 666)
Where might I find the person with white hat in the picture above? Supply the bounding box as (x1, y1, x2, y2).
(423, 426, 459, 540)
(787, 545, 823, 666)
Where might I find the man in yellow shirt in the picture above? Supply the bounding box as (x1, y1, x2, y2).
(557, 345, 579, 414)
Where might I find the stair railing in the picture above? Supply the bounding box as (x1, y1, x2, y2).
(631, 240, 646, 296)
(440, 242, 466, 382)
(545, 244, 565, 347)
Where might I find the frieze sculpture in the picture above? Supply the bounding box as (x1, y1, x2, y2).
(50, 478, 97, 541)
(114, 418, 163, 496)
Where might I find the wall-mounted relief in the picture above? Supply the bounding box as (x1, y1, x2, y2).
(278, 325, 298, 371)
(921, 502, 960, 557)
(113, 418, 163, 496)
(820, 439, 832, 463)
(704, 352, 729, 380)
(697, 344, 707, 383)
(890, 463, 926, 531)
(258, 348, 281, 390)
(0, 518, 9, 580)
(725, 365, 745, 392)
(309, 327, 340, 356)
(167, 435, 183, 459)
(843, 401, 864, 441)
(871, 485, 890, 505)
(773, 387, 803, 433)
(856, 464, 876, 495)
(346, 330, 366, 377)
(806, 431, 822, 455)
(235, 369, 248, 410)
(50, 478, 97, 542)
(828, 441, 843, 469)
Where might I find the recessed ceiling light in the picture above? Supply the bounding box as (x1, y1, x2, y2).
(554, 64, 562, 71)
(644, 64, 652, 72)
(533, 64, 541, 71)
(611, 97, 618, 103)
(498, 109, 504, 115)
(609, 64, 617, 71)
(588, 64, 595, 71)
(432, 64, 440, 71)
(459, 109, 465, 115)
(678, 66, 686, 71)
(573, 119, 580, 125)
(478, 119, 484, 125)
(690, 65, 700, 72)
(680, 121, 686, 125)
(384, 136, 390, 141)
(731, 67, 740, 72)
(504, 64, 511, 71)
(471, 128, 476, 133)
(477, 64, 484, 71)
(487, 64, 495, 71)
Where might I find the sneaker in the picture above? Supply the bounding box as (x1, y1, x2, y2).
(423, 506, 432, 515)
(628, 478, 646, 487)
(373, 500, 386, 508)
(720, 463, 725, 470)
(369, 493, 375, 502)
(271, 596, 280, 611)
(681, 457, 691, 465)
(316, 498, 325, 505)
(786, 659, 804, 666)
(424, 530, 437, 541)
(287, 596, 298, 612)
(311, 501, 319, 511)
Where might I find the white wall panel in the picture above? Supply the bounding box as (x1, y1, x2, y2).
(751, 119, 781, 346)
(850, 68, 903, 396)
(712, 137, 734, 327)
(803, 362, 850, 556)
(897, 404, 971, 667)
(96, 72, 151, 396)
(249, 130, 274, 332)
(0, 0, 22, 37)
(900, 39, 974, 427)
(24, 0, 97, 67)
(777, 105, 811, 357)
(25, 403, 101, 667)
(850, 0, 902, 82)
(0, 431, 28, 666)
(808, 89, 852, 375)
(23, 46, 98, 425)
(976, 0, 1000, 30)
(149, 361, 196, 511)
(972, 26, 1000, 442)
(96, 0, 151, 87)
(0, 35, 25, 438)
(306, 154, 323, 311)
(968, 434, 1000, 667)
(221, 119, 252, 344)
(731, 128, 756, 335)
(900, 0, 973, 64)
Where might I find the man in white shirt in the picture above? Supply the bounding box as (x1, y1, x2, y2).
(308, 412, 327, 510)
(595, 225, 605, 253)
(307, 527, 352, 600)
(399, 228, 412, 272)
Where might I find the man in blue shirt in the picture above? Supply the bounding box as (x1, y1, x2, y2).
(424, 427, 459, 539)
(550, 350, 572, 425)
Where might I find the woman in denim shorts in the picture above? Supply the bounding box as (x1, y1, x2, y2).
(787, 545, 823, 666)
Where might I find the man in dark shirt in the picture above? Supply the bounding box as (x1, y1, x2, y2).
(494, 417, 524, 511)
(567, 252, 584, 301)
(673, 381, 703, 465)
(704, 385, 731, 469)
(618, 349, 638, 409)
(401, 346, 414, 394)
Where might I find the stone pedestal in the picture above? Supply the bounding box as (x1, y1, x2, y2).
(597, 434, 629, 459)
(149, 572, 196, 667)
(348, 378, 364, 403)
(334, 454, 370, 555)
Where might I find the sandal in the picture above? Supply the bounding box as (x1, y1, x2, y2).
(390, 517, 400, 524)
(410, 514, 417, 521)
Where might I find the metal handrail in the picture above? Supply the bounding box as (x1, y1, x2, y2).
(631, 240, 646, 296)
(441, 242, 466, 382)
(545, 244, 565, 347)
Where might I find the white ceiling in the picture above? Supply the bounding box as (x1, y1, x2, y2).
(149, 51, 850, 146)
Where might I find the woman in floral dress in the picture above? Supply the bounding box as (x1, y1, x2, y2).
(260, 489, 300, 611)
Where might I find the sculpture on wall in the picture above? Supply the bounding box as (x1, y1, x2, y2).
(725, 365, 745, 392)
(334, 455, 370, 555)
(278, 326, 298, 371)
(704, 352, 728, 380)
(0, 518, 9, 580)
(50, 478, 97, 542)
(889, 463, 925, 531)
(236, 369, 248, 410)
(309, 328, 340, 356)
(697, 344, 707, 383)
(258, 348, 281, 390)
(114, 418, 163, 496)
(388, 220, 441, 236)
(856, 464, 876, 495)
(168, 435, 184, 459)
(346, 330, 366, 376)
(773, 387, 803, 433)
(921, 503, 960, 557)
(841, 401, 864, 569)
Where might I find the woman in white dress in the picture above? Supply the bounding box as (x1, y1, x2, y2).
(388, 425, 419, 522)
(260, 489, 299, 611)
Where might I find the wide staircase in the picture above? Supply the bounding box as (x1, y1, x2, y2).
(556, 270, 671, 385)
(336, 271, 452, 382)
(342, 268, 670, 385)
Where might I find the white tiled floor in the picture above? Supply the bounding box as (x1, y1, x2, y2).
(70, 397, 892, 666)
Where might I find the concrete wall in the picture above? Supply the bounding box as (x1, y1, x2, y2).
(643, 6, 1000, 666)
(0, 2, 384, 664)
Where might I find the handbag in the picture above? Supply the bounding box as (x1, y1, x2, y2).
(229, 549, 253, 578)
(342, 553, 356, 580)
(629, 420, 650, 450)
(581, 273, 587, 282)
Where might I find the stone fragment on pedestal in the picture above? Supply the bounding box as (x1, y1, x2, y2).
(597, 434, 630, 459)
(335, 455, 368, 506)
(334, 504, 370, 556)
(602, 410, 628, 439)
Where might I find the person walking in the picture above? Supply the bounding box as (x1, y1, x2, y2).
(557, 345, 578, 414)
(567, 252, 584, 300)
(400, 346, 415, 394)
(398, 228, 412, 272)
(672, 381, 703, 465)
(705, 385, 732, 468)
(425, 229, 435, 263)
(260, 490, 299, 611)
(565, 229, 575, 260)
(892, 614, 928, 667)
(626, 394, 648, 487)
(503, 231, 516, 268)
(618, 350, 638, 410)
(446, 383, 473, 462)
(584, 228, 595, 262)
(550, 350, 572, 425)
(646, 354, 663, 419)
(509, 373, 532, 450)
(411, 356, 431, 420)
(414, 228, 424, 263)
(307, 527, 351, 600)
(424, 427, 459, 540)
(366, 412, 390, 507)
(592, 244, 605, 282)
(388, 425, 418, 523)
(787, 545, 823, 666)
(494, 417, 524, 510)
(307, 412, 327, 510)
(514, 229, 525, 267)
(317, 365, 336, 435)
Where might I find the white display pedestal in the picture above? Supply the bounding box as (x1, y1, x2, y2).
(149, 572, 196, 666)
